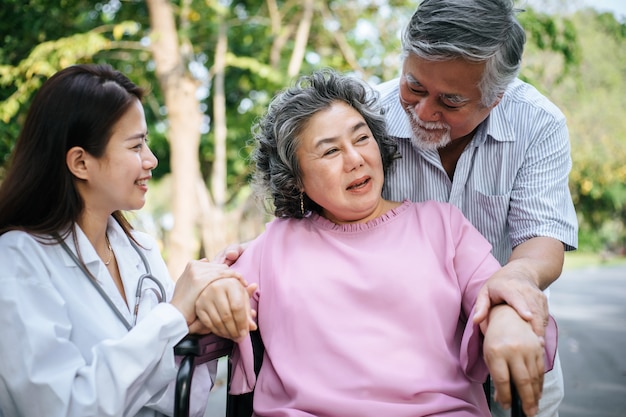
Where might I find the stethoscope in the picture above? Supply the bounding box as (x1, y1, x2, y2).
(56, 233, 166, 330)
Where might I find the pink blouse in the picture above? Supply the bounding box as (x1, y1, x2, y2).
(229, 200, 556, 417)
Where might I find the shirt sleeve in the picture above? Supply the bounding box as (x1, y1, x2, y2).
(445, 205, 559, 379)
(443, 204, 501, 381)
(508, 117, 578, 251)
(227, 232, 266, 395)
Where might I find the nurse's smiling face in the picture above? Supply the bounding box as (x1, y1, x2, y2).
(92, 98, 158, 213)
(295, 101, 388, 225)
(74, 98, 158, 216)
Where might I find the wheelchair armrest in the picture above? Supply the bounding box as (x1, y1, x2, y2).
(175, 333, 234, 363)
(174, 334, 234, 417)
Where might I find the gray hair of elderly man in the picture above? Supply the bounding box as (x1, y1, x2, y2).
(402, 0, 526, 107)
(249, 68, 400, 219)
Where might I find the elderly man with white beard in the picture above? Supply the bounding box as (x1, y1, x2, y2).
(377, 1, 578, 416)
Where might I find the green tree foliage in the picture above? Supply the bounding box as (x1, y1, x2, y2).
(554, 10, 626, 252)
(3, 0, 624, 254)
(0, 0, 419, 258)
(0, 0, 151, 166)
(1, 0, 94, 163)
(518, 6, 581, 85)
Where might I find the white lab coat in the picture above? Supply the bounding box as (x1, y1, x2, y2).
(0, 219, 214, 417)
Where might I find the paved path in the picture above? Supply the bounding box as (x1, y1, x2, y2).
(203, 264, 626, 416)
(549, 264, 626, 417)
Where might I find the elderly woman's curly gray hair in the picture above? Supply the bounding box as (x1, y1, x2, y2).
(250, 69, 399, 219)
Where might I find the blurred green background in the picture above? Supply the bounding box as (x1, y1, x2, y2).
(2, 0, 625, 269)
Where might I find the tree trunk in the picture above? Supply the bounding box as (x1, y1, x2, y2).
(202, 18, 229, 259)
(287, 0, 314, 77)
(211, 20, 227, 209)
(145, 0, 202, 278)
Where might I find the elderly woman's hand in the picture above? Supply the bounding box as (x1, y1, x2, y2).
(482, 304, 545, 417)
(193, 277, 257, 341)
(170, 260, 246, 329)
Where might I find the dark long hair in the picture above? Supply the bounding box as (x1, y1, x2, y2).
(0, 64, 145, 239)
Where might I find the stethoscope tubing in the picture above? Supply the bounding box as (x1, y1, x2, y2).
(55, 233, 166, 330)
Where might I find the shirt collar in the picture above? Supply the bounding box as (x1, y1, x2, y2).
(58, 218, 142, 271)
(482, 100, 516, 144)
(58, 224, 100, 268)
(105, 218, 144, 271)
(378, 80, 414, 139)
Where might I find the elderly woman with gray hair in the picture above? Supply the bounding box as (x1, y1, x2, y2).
(195, 69, 557, 417)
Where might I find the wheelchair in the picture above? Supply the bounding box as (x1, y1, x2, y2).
(174, 331, 526, 417)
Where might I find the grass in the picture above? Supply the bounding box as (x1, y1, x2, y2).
(564, 251, 626, 270)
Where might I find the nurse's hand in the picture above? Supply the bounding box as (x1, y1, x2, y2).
(170, 260, 245, 329)
(195, 278, 257, 342)
(482, 304, 545, 417)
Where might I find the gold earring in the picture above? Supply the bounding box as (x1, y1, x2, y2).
(300, 193, 305, 216)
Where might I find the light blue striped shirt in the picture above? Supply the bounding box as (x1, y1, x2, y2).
(377, 78, 578, 265)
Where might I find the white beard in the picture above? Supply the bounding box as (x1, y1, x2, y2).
(405, 108, 452, 151)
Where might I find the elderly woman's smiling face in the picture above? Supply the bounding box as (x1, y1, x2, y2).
(295, 101, 389, 224)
